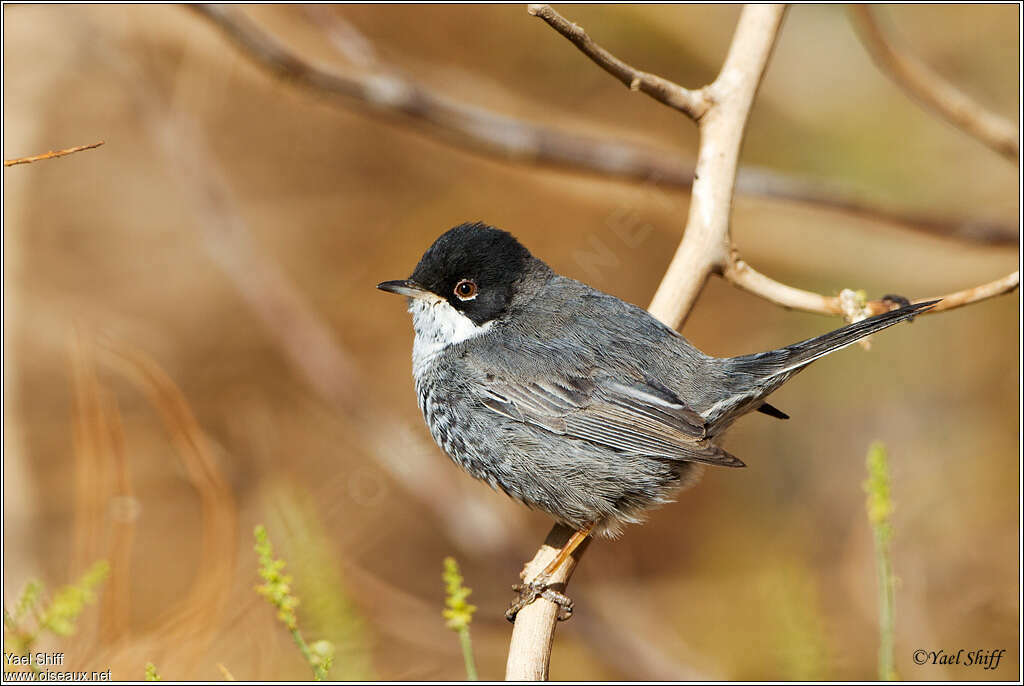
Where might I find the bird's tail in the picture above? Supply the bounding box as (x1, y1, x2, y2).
(733, 299, 939, 379)
(707, 300, 938, 425)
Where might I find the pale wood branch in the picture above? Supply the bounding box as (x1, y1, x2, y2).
(506, 525, 589, 680)
(647, 5, 787, 329)
(850, 5, 1019, 161)
(189, 5, 1017, 246)
(506, 5, 787, 680)
(724, 255, 1019, 317)
(527, 4, 710, 120)
(4, 140, 104, 167)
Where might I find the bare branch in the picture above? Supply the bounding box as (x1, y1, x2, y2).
(188, 5, 1017, 246)
(725, 256, 844, 314)
(508, 5, 787, 680)
(647, 5, 787, 329)
(850, 5, 1019, 161)
(300, 5, 378, 69)
(4, 140, 104, 167)
(506, 525, 589, 680)
(734, 168, 1016, 246)
(527, 4, 710, 120)
(920, 271, 1020, 312)
(724, 255, 1019, 317)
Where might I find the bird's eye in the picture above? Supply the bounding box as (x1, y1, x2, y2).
(454, 279, 478, 300)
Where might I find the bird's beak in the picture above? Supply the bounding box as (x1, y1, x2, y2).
(377, 279, 431, 298)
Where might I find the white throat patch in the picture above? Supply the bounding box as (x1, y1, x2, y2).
(409, 296, 493, 373)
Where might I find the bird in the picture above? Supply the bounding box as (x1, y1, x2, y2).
(378, 221, 935, 620)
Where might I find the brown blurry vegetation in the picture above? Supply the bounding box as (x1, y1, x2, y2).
(2, 4, 1019, 681)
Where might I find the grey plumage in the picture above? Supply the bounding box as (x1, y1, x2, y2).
(379, 222, 936, 537)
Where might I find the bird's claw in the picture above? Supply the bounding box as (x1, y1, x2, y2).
(505, 580, 574, 622)
(881, 293, 916, 318)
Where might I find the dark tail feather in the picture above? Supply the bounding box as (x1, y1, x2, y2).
(757, 402, 790, 419)
(731, 300, 939, 380)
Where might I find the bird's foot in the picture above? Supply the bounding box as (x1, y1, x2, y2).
(880, 293, 917, 318)
(505, 577, 574, 622)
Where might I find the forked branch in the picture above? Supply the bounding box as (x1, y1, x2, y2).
(646, 5, 787, 329)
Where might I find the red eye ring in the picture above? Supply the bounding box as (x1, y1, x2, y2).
(454, 279, 478, 300)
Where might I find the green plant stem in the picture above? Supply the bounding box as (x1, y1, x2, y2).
(865, 441, 897, 680)
(290, 626, 327, 681)
(873, 526, 896, 680)
(457, 626, 478, 681)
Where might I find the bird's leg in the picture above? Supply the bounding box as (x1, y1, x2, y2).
(506, 524, 594, 622)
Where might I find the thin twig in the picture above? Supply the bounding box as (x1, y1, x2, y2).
(724, 255, 1019, 317)
(4, 141, 104, 167)
(188, 5, 1017, 246)
(850, 5, 1018, 161)
(527, 4, 710, 120)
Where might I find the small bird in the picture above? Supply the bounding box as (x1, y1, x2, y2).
(378, 222, 935, 620)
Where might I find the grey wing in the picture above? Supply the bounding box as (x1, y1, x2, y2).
(480, 373, 745, 468)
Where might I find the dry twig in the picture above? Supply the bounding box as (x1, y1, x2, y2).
(189, 5, 1017, 246)
(527, 4, 710, 120)
(850, 5, 1018, 161)
(724, 258, 1019, 317)
(4, 141, 104, 167)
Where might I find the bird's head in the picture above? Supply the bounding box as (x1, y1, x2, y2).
(378, 222, 547, 344)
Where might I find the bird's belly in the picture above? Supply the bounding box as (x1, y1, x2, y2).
(415, 375, 498, 486)
(414, 371, 700, 535)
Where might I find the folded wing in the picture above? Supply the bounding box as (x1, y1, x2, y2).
(480, 373, 745, 468)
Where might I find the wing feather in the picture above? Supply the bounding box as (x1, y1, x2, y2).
(480, 375, 744, 468)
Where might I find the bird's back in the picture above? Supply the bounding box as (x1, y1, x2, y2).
(502, 274, 728, 411)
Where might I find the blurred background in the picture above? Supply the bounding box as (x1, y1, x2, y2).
(2, 4, 1019, 681)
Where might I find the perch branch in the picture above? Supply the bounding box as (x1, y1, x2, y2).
(4, 141, 104, 167)
(527, 4, 710, 120)
(506, 525, 589, 680)
(724, 255, 1019, 316)
(507, 5, 787, 680)
(189, 5, 1017, 246)
(850, 5, 1018, 161)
